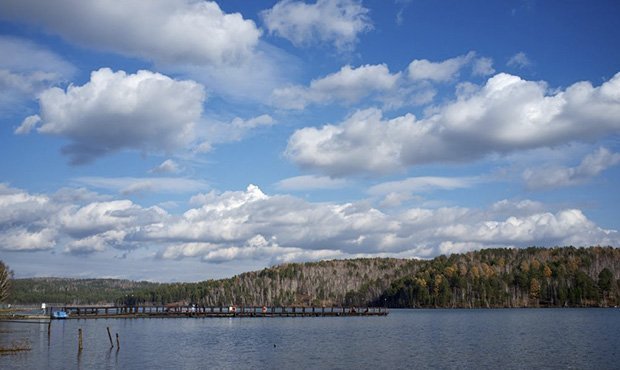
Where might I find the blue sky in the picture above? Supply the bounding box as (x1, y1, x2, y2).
(1, 0, 619, 282)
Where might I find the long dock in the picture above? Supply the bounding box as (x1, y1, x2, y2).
(51, 305, 388, 319)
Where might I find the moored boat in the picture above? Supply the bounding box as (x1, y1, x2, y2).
(51, 311, 68, 319)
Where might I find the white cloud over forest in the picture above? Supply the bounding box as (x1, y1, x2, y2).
(0, 184, 617, 261)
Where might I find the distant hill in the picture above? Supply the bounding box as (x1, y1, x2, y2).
(10, 278, 160, 305)
(10, 246, 620, 308)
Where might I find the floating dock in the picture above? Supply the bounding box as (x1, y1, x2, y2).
(50, 305, 388, 319)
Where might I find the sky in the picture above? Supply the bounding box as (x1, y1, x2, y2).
(1, 0, 619, 282)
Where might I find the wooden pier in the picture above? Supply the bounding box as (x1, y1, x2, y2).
(50, 305, 388, 319)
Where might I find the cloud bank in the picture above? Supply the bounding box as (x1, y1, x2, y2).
(286, 72, 620, 176)
(1, 184, 616, 263)
(270, 52, 494, 110)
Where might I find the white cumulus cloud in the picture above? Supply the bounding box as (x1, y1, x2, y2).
(286, 108, 412, 175)
(271, 64, 399, 109)
(0, 184, 618, 259)
(286, 72, 620, 176)
(0, 227, 57, 251)
(261, 0, 372, 51)
(0, 0, 261, 66)
(408, 52, 475, 82)
(272, 52, 499, 110)
(17, 68, 205, 164)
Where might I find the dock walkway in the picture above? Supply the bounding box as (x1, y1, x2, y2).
(51, 305, 388, 319)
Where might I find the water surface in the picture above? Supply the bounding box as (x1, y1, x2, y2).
(2, 308, 619, 369)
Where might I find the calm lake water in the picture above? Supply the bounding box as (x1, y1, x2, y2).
(2, 309, 619, 369)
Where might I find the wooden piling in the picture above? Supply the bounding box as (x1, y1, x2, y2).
(78, 328, 83, 352)
(116, 333, 120, 350)
(107, 327, 114, 348)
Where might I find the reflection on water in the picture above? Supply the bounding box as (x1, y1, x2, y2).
(1, 309, 619, 369)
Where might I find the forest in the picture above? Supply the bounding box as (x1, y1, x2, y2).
(8, 278, 160, 305)
(5, 246, 620, 308)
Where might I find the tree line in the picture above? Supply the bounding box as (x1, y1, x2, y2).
(375, 246, 619, 308)
(8, 277, 160, 305)
(4, 246, 620, 308)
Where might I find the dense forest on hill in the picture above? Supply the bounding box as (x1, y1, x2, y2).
(8, 247, 620, 308)
(122, 257, 417, 307)
(9, 278, 160, 305)
(376, 246, 620, 308)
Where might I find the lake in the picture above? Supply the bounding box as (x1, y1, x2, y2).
(2, 309, 619, 369)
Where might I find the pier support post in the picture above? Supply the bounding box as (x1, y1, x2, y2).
(78, 328, 83, 352)
(107, 327, 114, 348)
